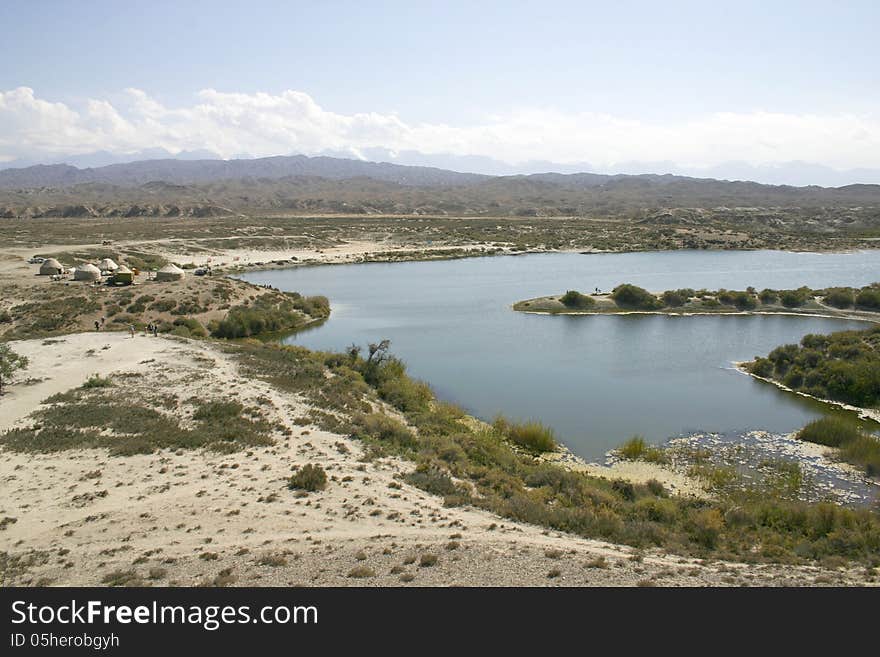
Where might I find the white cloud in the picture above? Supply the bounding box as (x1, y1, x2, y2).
(1, 86, 879, 171)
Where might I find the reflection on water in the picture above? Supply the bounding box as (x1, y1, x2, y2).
(240, 250, 880, 460)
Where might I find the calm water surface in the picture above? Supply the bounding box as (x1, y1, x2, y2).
(240, 250, 880, 460)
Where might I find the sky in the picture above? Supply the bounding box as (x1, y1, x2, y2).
(1, 0, 879, 183)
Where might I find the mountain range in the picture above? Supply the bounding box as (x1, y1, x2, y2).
(3, 151, 880, 189)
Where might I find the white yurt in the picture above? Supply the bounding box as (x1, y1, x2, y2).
(39, 258, 64, 275)
(73, 263, 102, 281)
(155, 263, 185, 282)
(97, 257, 119, 272)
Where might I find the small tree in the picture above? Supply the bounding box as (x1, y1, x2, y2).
(560, 290, 595, 309)
(361, 339, 391, 385)
(0, 344, 29, 394)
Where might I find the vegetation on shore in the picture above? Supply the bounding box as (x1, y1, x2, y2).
(746, 326, 880, 409)
(797, 417, 880, 477)
(515, 282, 880, 318)
(560, 290, 595, 309)
(617, 435, 669, 464)
(0, 344, 29, 394)
(1, 272, 329, 342)
(224, 339, 880, 565)
(209, 292, 329, 339)
(0, 377, 273, 456)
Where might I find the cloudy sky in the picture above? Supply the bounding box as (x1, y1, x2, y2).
(2, 0, 879, 183)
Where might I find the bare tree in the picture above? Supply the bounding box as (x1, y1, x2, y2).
(366, 339, 391, 365)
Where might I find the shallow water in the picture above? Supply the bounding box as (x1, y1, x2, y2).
(240, 250, 880, 460)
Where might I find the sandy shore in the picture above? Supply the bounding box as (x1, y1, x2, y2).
(540, 443, 708, 498)
(2, 333, 872, 587)
(515, 301, 880, 325)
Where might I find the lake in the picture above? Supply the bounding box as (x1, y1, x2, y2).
(239, 250, 880, 460)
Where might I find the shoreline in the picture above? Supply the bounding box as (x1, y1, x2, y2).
(515, 306, 880, 323)
(733, 362, 880, 424)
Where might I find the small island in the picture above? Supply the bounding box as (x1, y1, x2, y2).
(514, 283, 880, 322)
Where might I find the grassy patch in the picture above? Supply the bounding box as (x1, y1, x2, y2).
(493, 417, 557, 453)
(798, 417, 880, 476)
(0, 389, 272, 455)
(617, 435, 669, 464)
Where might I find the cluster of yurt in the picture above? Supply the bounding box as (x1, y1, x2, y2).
(155, 263, 185, 282)
(34, 253, 182, 286)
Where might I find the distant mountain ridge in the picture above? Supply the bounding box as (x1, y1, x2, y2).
(4, 150, 880, 189)
(0, 155, 490, 190)
(3, 154, 880, 216)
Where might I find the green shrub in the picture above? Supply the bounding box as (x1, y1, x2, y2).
(149, 299, 176, 312)
(661, 289, 694, 307)
(494, 417, 557, 453)
(353, 413, 418, 450)
(81, 374, 113, 389)
(611, 284, 662, 310)
(617, 435, 668, 463)
(779, 287, 812, 308)
(759, 289, 778, 304)
(855, 286, 880, 310)
(288, 464, 327, 492)
(797, 417, 860, 447)
(611, 479, 636, 501)
(645, 478, 667, 497)
(839, 435, 880, 477)
(797, 417, 880, 476)
(732, 291, 757, 310)
(292, 294, 330, 317)
(823, 288, 855, 309)
(689, 508, 724, 549)
(0, 344, 29, 393)
(748, 357, 774, 378)
(560, 290, 595, 309)
(405, 465, 461, 498)
(171, 317, 207, 338)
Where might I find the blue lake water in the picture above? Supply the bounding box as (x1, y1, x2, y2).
(240, 250, 880, 460)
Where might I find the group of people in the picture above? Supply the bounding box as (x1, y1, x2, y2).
(95, 315, 160, 337)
